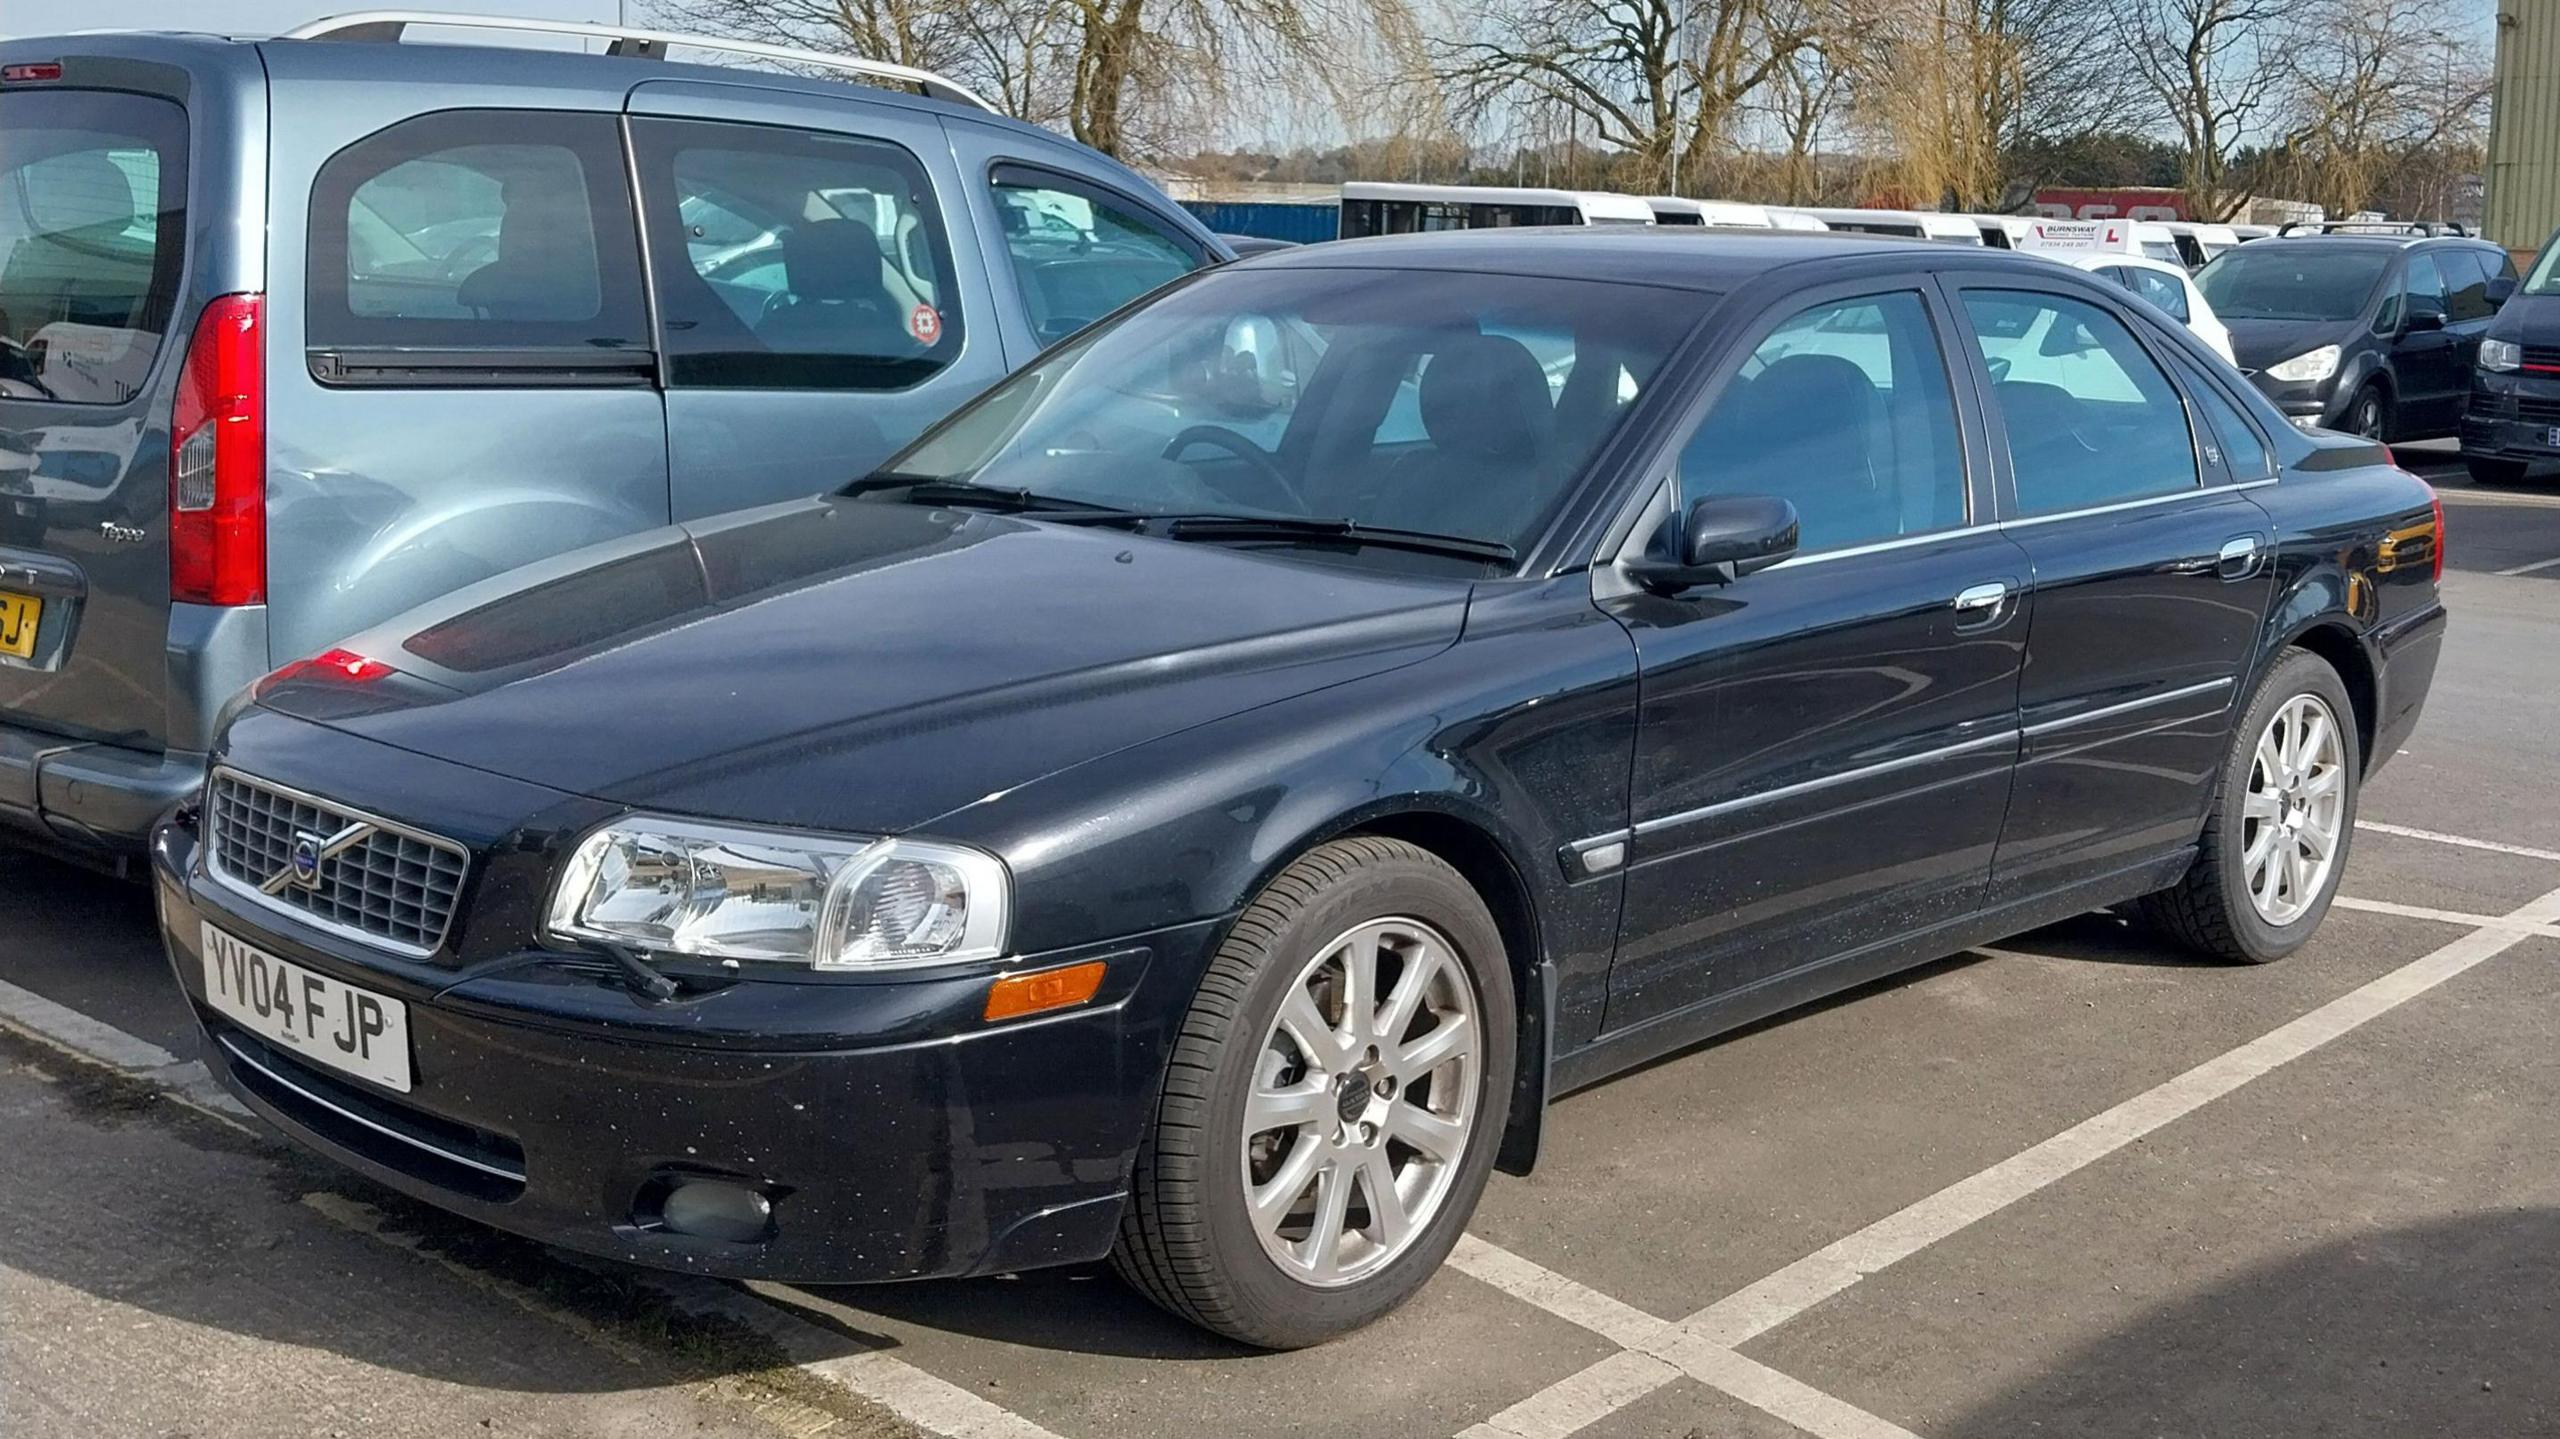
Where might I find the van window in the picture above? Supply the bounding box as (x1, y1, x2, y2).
(2441, 250, 2497, 323)
(632, 118, 962, 390)
(0, 90, 187, 405)
(308, 111, 648, 357)
(990, 166, 1204, 346)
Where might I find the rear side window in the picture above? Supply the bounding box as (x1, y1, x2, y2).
(990, 165, 1204, 346)
(307, 110, 648, 356)
(2442, 250, 2497, 323)
(2127, 268, 2190, 323)
(0, 90, 186, 405)
(2177, 361, 2274, 479)
(631, 117, 961, 390)
(1963, 290, 2199, 515)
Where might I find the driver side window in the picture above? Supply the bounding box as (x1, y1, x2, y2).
(1677, 291, 1967, 553)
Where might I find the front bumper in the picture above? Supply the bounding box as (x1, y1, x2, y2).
(2244, 370, 2344, 424)
(155, 800, 1225, 1284)
(0, 720, 204, 859)
(2460, 377, 2560, 461)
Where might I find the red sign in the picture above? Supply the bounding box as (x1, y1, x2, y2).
(2031, 187, 2192, 222)
(908, 304, 943, 346)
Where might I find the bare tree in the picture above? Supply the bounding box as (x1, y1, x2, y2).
(1433, 0, 1812, 194)
(2117, 0, 2293, 220)
(2264, 0, 2490, 219)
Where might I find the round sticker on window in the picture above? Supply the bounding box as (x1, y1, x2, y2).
(908, 304, 943, 346)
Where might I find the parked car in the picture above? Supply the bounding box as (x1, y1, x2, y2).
(0, 15, 1226, 868)
(155, 230, 2444, 1350)
(2196, 230, 2514, 439)
(2457, 224, 2560, 484)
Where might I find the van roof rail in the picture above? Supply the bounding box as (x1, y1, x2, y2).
(282, 11, 996, 112)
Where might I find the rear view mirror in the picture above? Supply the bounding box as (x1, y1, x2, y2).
(1623, 495, 1800, 594)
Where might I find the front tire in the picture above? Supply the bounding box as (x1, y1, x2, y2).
(1112, 837, 1516, 1348)
(2141, 649, 2360, 963)
(2344, 384, 2390, 442)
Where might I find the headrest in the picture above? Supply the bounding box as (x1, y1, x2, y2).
(1418, 334, 1554, 462)
(782, 219, 887, 304)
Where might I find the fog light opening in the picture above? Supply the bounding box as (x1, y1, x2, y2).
(653, 1177, 776, 1244)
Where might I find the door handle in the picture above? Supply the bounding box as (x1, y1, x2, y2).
(1952, 580, 2013, 628)
(2217, 535, 2262, 579)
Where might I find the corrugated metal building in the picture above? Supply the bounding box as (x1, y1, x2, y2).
(2488, 0, 2560, 260)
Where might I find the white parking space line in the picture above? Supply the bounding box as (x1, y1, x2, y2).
(2356, 820, 2560, 865)
(2331, 895, 2560, 935)
(0, 975, 181, 1071)
(1467, 881, 2560, 1439)
(2436, 489, 2560, 510)
(2493, 555, 2560, 577)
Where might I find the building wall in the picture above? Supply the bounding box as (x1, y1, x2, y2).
(2488, 0, 2560, 260)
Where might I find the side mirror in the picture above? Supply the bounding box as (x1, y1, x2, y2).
(2403, 306, 2446, 335)
(2488, 276, 2518, 309)
(1622, 495, 1800, 594)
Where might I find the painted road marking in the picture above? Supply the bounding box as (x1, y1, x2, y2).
(1464, 880, 2560, 1438)
(2494, 555, 2560, 577)
(2332, 894, 2560, 935)
(2357, 819, 2560, 865)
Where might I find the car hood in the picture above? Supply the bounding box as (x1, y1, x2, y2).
(264, 497, 1470, 834)
(2224, 317, 2348, 372)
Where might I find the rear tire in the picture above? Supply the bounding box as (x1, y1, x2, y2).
(2465, 455, 2528, 486)
(1111, 837, 1515, 1349)
(2140, 649, 2360, 963)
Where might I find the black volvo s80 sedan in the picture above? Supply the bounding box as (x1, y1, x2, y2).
(154, 231, 2446, 1348)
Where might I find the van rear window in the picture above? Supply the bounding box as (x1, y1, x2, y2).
(0, 90, 187, 406)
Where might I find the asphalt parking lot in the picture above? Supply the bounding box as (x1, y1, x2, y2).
(3, 439, 2556, 1439)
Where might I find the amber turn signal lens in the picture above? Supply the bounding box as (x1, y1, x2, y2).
(984, 960, 1106, 1023)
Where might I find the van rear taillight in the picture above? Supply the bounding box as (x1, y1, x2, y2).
(1, 63, 64, 83)
(170, 294, 265, 606)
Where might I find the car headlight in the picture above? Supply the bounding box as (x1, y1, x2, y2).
(2479, 338, 2522, 372)
(2265, 345, 2342, 383)
(546, 818, 1009, 969)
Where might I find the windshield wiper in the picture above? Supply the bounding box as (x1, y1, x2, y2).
(1163, 515, 1517, 565)
(842, 474, 1132, 517)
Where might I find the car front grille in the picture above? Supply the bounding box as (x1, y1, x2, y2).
(206, 770, 470, 954)
(2524, 345, 2560, 371)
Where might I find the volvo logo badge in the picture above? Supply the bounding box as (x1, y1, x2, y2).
(260, 822, 371, 896)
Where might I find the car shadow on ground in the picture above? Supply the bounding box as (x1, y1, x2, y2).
(797, 1264, 1257, 1361)
(1938, 1207, 2560, 1436)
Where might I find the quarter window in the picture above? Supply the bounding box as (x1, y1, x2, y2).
(990, 166, 1204, 346)
(307, 110, 648, 355)
(632, 118, 961, 391)
(1678, 291, 1968, 552)
(0, 89, 187, 405)
(1962, 290, 2199, 515)
(2177, 361, 2274, 479)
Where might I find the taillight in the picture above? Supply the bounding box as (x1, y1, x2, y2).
(2430, 489, 2445, 583)
(1, 62, 64, 83)
(255, 647, 398, 699)
(170, 294, 265, 606)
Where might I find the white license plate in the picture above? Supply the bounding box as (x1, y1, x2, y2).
(201, 923, 412, 1093)
(2544, 426, 2560, 449)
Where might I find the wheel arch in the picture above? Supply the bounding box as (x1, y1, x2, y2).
(1233, 796, 1561, 1178)
(2266, 616, 2381, 773)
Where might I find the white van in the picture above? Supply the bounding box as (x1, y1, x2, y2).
(1338, 183, 1654, 236)
(1803, 208, 1984, 244)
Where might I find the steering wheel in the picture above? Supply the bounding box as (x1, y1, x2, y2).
(1160, 425, 1308, 512)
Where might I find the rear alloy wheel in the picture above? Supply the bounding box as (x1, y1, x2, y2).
(1112, 837, 1514, 1348)
(2345, 384, 2389, 441)
(2141, 649, 2361, 962)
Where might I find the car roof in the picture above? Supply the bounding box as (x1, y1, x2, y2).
(2235, 233, 2496, 254)
(1236, 227, 1986, 291)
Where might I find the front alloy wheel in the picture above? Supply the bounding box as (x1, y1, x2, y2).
(1113, 837, 1515, 1348)
(1243, 918, 1480, 1287)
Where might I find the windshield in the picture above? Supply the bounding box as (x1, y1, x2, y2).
(2523, 239, 2560, 296)
(873, 266, 1707, 559)
(2196, 246, 2391, 321)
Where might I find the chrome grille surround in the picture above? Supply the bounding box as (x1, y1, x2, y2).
(205, 768, 470, 956)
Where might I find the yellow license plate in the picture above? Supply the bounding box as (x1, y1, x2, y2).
(0, 590, 38, 661)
